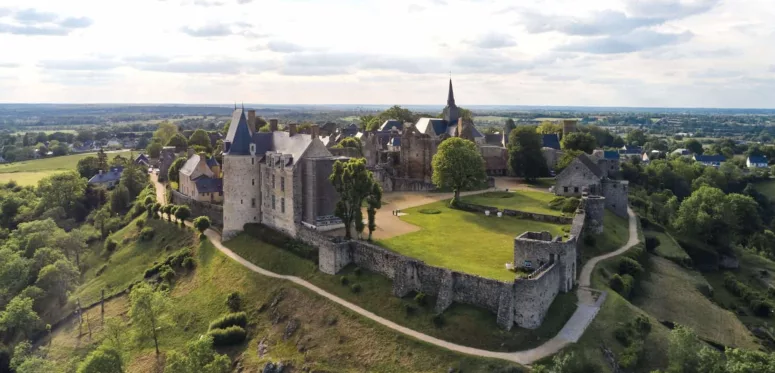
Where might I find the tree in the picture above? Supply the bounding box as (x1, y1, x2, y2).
(508, 126, 548, 181)
(258, 124, 271, 132)
(193, 216, 211, 235)
(15, 358, 59, 373)
(38, 171, 87, 218)
(161, 205, 173, 221)
(366, 182, 382, 241)
(36, 259, 80, 305)
(109, 185, 131, 213)
(673, 186, 733, 248)
(97, 148, 108, 171)
(555, 150, 583, 173)
(167, 133, 188, 149)
(146, 142, 163, 159)
(537, 121, 563, 135)
(110, 154, 129, 167)
(174, 205, 191, 223)
(222, 119, 232, 135)
(626, 129, 647, 147)
(561, 132, 597, 154)
(504, 118, 516, 133)
(0, 295, 40, 338)
(52, 143, 69, 156)
(168, 157, 187, 183)
(431, 137, 487, 206)
(129, 282, 170, 355)
(685, 139, 704, 155)
(380, 105, 415, 124)
(188, 129, 212, 150)
(332, 137, 363, 156)
(359, 114, 379, 131)
(329, 158, 382, 240)
(103, 317, 128, 352)
(77, 345, 124, 373)
(59, 229, 88, 267)
(120, 164, 149, 200)
(164, 335, 230, 373)
(153, 121, 178, 145)
(77, 156, 101, 179)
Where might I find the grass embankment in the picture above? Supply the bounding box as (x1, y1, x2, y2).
(378, 200, 568, 281)
(580, 210, 629, 264)
(752, 180, 775, 199)
(226, 233, 578, 352)
(460, 190, 563, 216)
(46, 218, 523, 373)
(0, 151, 133, 185)
(646, 229, 690, 263)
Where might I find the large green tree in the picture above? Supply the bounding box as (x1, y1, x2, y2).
(36, 259, 79, 305)
(168, 157, 188, 184)
(77, 345, 124, 373)
(536, 121, 562, 136)
(0, 295, 40, 338)
(164, 335, 230, 373)
(146, 141, 162, 159)
(167, 133, 188, 149)
(626, 129, 647, 147)
(560, 132, 597, 154)
(120, 164, 149, 200)
(329, 158, 382, 240)
(508, 126, 548, 181)
(76, 156, 100, 179)
(673, 186, 733, 248)
(129, 282, 170, 355)
(332, 137, 363, 156)
(431, 137, 487, 206)
(188, 129, 212, 150)
(153, 121, 178, 145)
(37, 171, 87, 218)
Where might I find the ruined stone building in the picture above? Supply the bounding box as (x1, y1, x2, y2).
(222, 108, 346, 240)
(554, 153, 629, 218)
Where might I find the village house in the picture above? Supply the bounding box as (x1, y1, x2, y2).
(88, 166, 124, 188)
(693, 154, 725, 167)
(746, 155, 768, 168)
(179, 152, 224, 203)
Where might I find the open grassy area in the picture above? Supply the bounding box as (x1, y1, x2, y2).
(0, 150, 133, 185)
(460, 190, 563, 216)
(633, 256, 758, 349)
(45, 219, 523, 373)
(753, 180, 775, 199)
(0, 170, 61, 186)
(378, 200, 569, 281)
(646, 229, 690, 262)
(580, 210, 629, 264)
(226, 233, 578, 352)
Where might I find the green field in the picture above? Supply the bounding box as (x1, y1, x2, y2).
(12, 129, 78, 135)
(753, 180, 775, 199)
(0, 150, 133, 185)
(646, 229, 690, 262)
(226, 231, 577, 352)
(460, 190, 563, 216)
(378, 200, 568, 281)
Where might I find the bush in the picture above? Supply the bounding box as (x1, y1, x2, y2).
(182, 257, 196, 270)
(750, 299, 773, 317)
(432, 313, 445, 328)
(209, 312, 248, 330)
(340, 276, 349, 285)
(618, 257, 644, 276)
(136, 218, 145, 228)
(199, 233, 206, 241)
(548, 197, 566, 210)
(104, 239, 118, 252)
(226, 292, 241, 312)
(140, 227, 155, 241)
(350, 283, 361, 293)
(624, 245, 645, 262)
(159, 264, 175, 282)
(768, 286, 775, 298)
(614, 327, 631, 346)
(562, 197, 580, 213)
(645, 236, 660, 252)
(419, 209, 441, 214)
(609, 274, 634, 298)
(618, 341, 643, 370)
(414, 292, 427, 306)
(208, 325, 247, 346)
(583, 234, 596, 247)
(353, 267, 362, 276)
(144, 263, 162, 278)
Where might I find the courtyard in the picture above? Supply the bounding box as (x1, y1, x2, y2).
(377, 199, 569, 282)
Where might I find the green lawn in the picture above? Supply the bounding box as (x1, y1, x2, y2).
(646, 230, 690, 262)
(753, 180, 775, 199)
(226, 233, 578, 352)
(379, 200, 569, 281)
(580, 210, 629, 264)
(0, 151, 134, 185)
(461, 190, 562, 216)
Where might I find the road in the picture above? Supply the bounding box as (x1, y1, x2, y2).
(153, 179, 640, 365)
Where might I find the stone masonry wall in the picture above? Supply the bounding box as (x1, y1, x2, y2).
(171, 189, 224, 226)
(582, 195, 605, 234)
(391, 177, 436, 192)
(512, 263, 561, 329)
(602, 180, 629, 218)
(222, 154, 261, 240)
(456, 201, 573, 224)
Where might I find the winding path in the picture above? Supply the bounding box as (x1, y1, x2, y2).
(156, 178, 639, 365)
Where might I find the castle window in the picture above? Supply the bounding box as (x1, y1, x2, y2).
(272, 195, 276, 209)
(272, 175, 275, 189)
(240, 199, 243, 204)
(252, 178, 255, 186)
(574, 187, 579, 193)
(281, 198, 285, 213)
(251, 198, 256, 207)
(563, 186, 568, 193)
(281, 177, 285, 191)
(251, 158, 254, 165)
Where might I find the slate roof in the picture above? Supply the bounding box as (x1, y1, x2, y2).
(542, 134, 561, 150)
(577, 154, 603, 178)
(380, 120, 403, 132)
(88, 166, 124, 184)
(603, 151, 620, 160)
(251, 131, 318, 166)
(206, 156, 219, 168)
(484, 134, 503, 146)
(748, 155, 768, 164)
(694, 154, 726, 163)
(415, 117, 445, 135)
(179, 155, 201, 177)
(225, 109, 253, 155)
(134, 153, 150, 165)
(341, 123, 359, 137)
(389, 137, 401, 147)
(620, 145, 643, 154)
(193, 176, 223, 193)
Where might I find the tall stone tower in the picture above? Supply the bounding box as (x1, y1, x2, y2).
(442, 79, 460, 125)
(222, 108, 261, 240)
(562, 119, 578, 139)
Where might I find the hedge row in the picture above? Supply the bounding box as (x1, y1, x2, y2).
(208, 325, 247, 347)
(208, 312, 248, 331)
(723, 273, 774, 317)
(143, 248, 193, 278)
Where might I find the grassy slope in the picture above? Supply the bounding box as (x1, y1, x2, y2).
(46, 219, 523, 373)
(647, 229, 690, 261)
(0, 151, 133, 185)
(580, 210, 629, 264)
(752, 180, 775, 199)
(226, 234, 578, 352)
(378, 200, 568, 281)
(460, 190, 563, 216)
(633, 256, 757, 349)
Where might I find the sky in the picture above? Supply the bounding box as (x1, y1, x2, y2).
(0, 0, 774, 107)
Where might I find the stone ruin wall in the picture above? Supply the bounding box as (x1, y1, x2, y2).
(602, 180, 629, 218)
(511, 263, 561, 329)
(170, 189, 224, 227)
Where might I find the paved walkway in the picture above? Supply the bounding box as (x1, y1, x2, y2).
(154, 179, 639, 365)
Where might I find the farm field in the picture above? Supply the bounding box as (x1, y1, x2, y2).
(0, 150, 132, 185)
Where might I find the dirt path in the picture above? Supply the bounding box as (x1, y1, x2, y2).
(155, 178, 640, 365)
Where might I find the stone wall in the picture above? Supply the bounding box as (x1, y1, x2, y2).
(456, 201, 573, 224)
(513, 231, 577, 293)
(170, 189, 224, 226)
(582, 195, 605, 234)
(513, 263, 561, 329)
(555, 157, 602, 196)
(399, 129, 437, 182)
(302, 157, 341, 225)
(602, 179, 629, 218)
(222, 154, 261, 240)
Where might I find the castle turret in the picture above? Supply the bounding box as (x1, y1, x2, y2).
(222, 108, 261, 240)
(562, 119, 577, 138)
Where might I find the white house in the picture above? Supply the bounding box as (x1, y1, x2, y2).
(746, 155, 768, 169)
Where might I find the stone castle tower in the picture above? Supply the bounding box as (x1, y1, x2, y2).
(222, 108, 261, 240)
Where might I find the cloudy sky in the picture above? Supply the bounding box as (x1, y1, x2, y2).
(0, 0, 773, 107)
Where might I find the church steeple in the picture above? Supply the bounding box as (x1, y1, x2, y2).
(447, 78, 456, 107)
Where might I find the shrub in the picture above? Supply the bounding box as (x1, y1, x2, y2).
(104, 239, 118, 252)
(414, 292, 427, 306)
(609, 274, 634, 298)
(353, 267, 362, 276)
(618, 341, 643, 370)
(419, 209, 441, 214)
(209, 312, 248, 330)
(208, 325, 247, 346)
(634, 315, 651, 334)
(144, 263, 162, 278)
(350, 283, 361, 293)
(624, 245, 645, 261)
(136, 218, 145, 228)
(199, 233, 206, 241)
(340, 276, 349, 285)
(548, 197, 566, 210)
(193, 216, 211, 233)
(562, 197, 580, 213)
(750, 299, 773, 317)
(159, 265, 175, 282)
(645, 236, 660, 252)
(432, 313, 445, 328)
(768, 286, 775, 298)
(583, 234, 596, 247)
(226, 292, 241, 312)
(613, 327, 631, 346)
(140, 227, 155, 241)
(182, 257, 196, 270)
(618, 257, 644, 276)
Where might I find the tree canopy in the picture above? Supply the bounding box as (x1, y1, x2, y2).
(188, 129, 212, 150)
(153, 121, 178, 145)
(431, 137, 487, 206)
(129, 282, 170, 355)
(164, 335, 230, 373)
(329, 158, 382, 240)
(561, 132, 597, 154)
(508, 125, 548, 181)
(168, 157, 187, 184)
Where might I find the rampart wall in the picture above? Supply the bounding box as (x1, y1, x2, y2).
(170, 189, 224, 226)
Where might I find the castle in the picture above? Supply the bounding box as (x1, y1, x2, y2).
(221, 108, 346, 240)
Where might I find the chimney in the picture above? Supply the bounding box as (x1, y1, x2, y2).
(311, 124, 320, 139)
(187, 148, 194, 158)
(269, 119, 278, 132)
(288, 123, 298, 136)
(99, 169, 103, 175)
(247, 110, 256, 130)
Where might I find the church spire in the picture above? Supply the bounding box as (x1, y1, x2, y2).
(447, 78, 456, 107)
